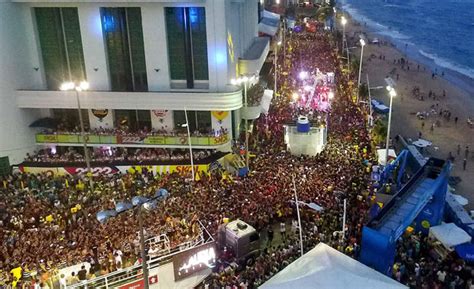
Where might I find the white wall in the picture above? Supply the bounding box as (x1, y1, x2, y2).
(0, 1, 42, 164)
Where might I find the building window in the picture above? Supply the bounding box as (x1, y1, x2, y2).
(115, 110, 151, 130)
(101, 7, 148, 92)
(173, 111, 211, 133)
(165, 7, 208, 89)
(35, 8, 86, 90)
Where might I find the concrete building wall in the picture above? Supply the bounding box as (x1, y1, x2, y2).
(0, 1, 42, 164)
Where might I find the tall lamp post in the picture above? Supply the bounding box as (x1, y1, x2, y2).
(385, 86, 397, 166)
(231, 75, 258, 170)
(274, 40, 282, 98)
(341, 16, 349, 69)
(357, 38, 366, 102)
(60, 81, 94, 190)
(182, 108, 195, 182)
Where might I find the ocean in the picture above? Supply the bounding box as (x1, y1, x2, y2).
(341, 0, 474, 93)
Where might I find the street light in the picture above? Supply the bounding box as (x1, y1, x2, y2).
(340, 16, 350, 70)
(60, 81, 93, 190)
(182, 108, 194, 183)
(385, 86, 397, 166)
(357, 38, 366, 102)
(231, 74, 259, 170)
(274, 40, 282, 98)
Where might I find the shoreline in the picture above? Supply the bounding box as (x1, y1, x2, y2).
(340, 12, 474, 208)
(341, 4, 474, 96)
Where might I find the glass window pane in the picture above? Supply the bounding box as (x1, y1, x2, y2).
(127, 8, 148, 91)
(165, 7, 187, 80)
(196, 111, 211, 131)
(190, 7, 208, 80)
(101, 8, 133, 91)
(62, 8, 86, 83)
(35, 8, 68, 90)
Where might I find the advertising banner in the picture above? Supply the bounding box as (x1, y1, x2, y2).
(16, 164, 209, 177)
(35, 134, 229, 146)
(173, 242, 216, 281)
(144, 136, 166, 145)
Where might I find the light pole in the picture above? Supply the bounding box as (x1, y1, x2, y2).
(231, 75, 258, 170)
(60, 81, 93, 190)
(292, 175, 304, 257)
(385, 86, 397, 166)
(274, 40, 282, 98)
(137, 206, 149, 289)
(357, 38, 366, 102)
(182, 108, 195, 182)
(341, 16, 349, 69)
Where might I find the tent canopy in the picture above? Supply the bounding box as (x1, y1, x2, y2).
(429, 223, 471, 249)
(259, 243, 407, 289)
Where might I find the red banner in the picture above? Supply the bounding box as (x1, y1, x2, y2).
(118, 275, 158, 289)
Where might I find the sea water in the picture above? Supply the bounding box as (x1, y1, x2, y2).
(341, 0, 474, 93)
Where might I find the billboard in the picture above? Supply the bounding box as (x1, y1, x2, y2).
(172, 242, 216, 282)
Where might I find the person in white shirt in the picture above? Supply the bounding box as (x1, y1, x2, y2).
(280, 222, 286, 241)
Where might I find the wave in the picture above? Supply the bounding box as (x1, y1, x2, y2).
(419, 50, 474, 79)
(383, 4, 407, 9)
(342, 4, 412, 40)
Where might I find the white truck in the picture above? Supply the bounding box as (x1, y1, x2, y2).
(218, 219, 261, 263)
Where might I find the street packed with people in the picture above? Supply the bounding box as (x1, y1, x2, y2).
(1, 17, 472, 289)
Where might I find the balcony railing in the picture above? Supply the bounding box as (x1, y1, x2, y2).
(35, 133, 230, 147)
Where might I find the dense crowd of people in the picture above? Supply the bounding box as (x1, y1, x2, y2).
(41, 126, 228, 138)
(1, 17, 470, 289)
(24, 148, 217, 165)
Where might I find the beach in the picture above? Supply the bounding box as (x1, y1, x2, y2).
(344, 19, 474, 208)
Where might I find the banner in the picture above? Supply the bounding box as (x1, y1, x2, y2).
(35, 134, 229, 146)
(16, 164, 209, 177)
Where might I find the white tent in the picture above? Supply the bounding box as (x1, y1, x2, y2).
(259, 243, 407, 289)
(429, 223, 471, 249)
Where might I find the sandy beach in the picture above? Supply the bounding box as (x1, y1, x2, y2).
(343, 18, 474, 208)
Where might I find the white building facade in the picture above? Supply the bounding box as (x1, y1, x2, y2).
(0, 0, 271, 164)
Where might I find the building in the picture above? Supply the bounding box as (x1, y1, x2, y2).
(0, 0, 273, 166)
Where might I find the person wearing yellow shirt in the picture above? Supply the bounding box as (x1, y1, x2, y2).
(10, 266, 22, 288)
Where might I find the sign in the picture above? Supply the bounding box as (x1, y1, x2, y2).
(173, 242, 216, 281)
(144, 136, 166, 145)
(118, 275, 158, 289)
(35, 133, 229, 146)
(92, 109, 109, 120)
(16, 164, 210, 177)
(152, 110, 168, 118)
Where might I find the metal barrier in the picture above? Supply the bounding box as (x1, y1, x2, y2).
(67, 221, 213, 289)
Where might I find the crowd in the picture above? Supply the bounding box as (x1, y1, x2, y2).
(23, 148, 216, 165)
(1, 17, 468, 289)
(41, 125, 228, 138)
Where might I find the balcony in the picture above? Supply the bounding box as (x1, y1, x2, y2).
(238, 37, 270, 75)
(16, 89, 242, 111)
(35, 132, 230, 149)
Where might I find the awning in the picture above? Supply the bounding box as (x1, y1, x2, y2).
(429, 223, 471, 249)
(260, 243, 407, 289)
(259, 10, 281, 36)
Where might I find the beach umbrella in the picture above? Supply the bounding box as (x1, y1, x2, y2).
(132, 196, 149, 206)
(155, 188, 169, 199)
(115, 201, 133, 213)
(96, 210, 117, 223)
